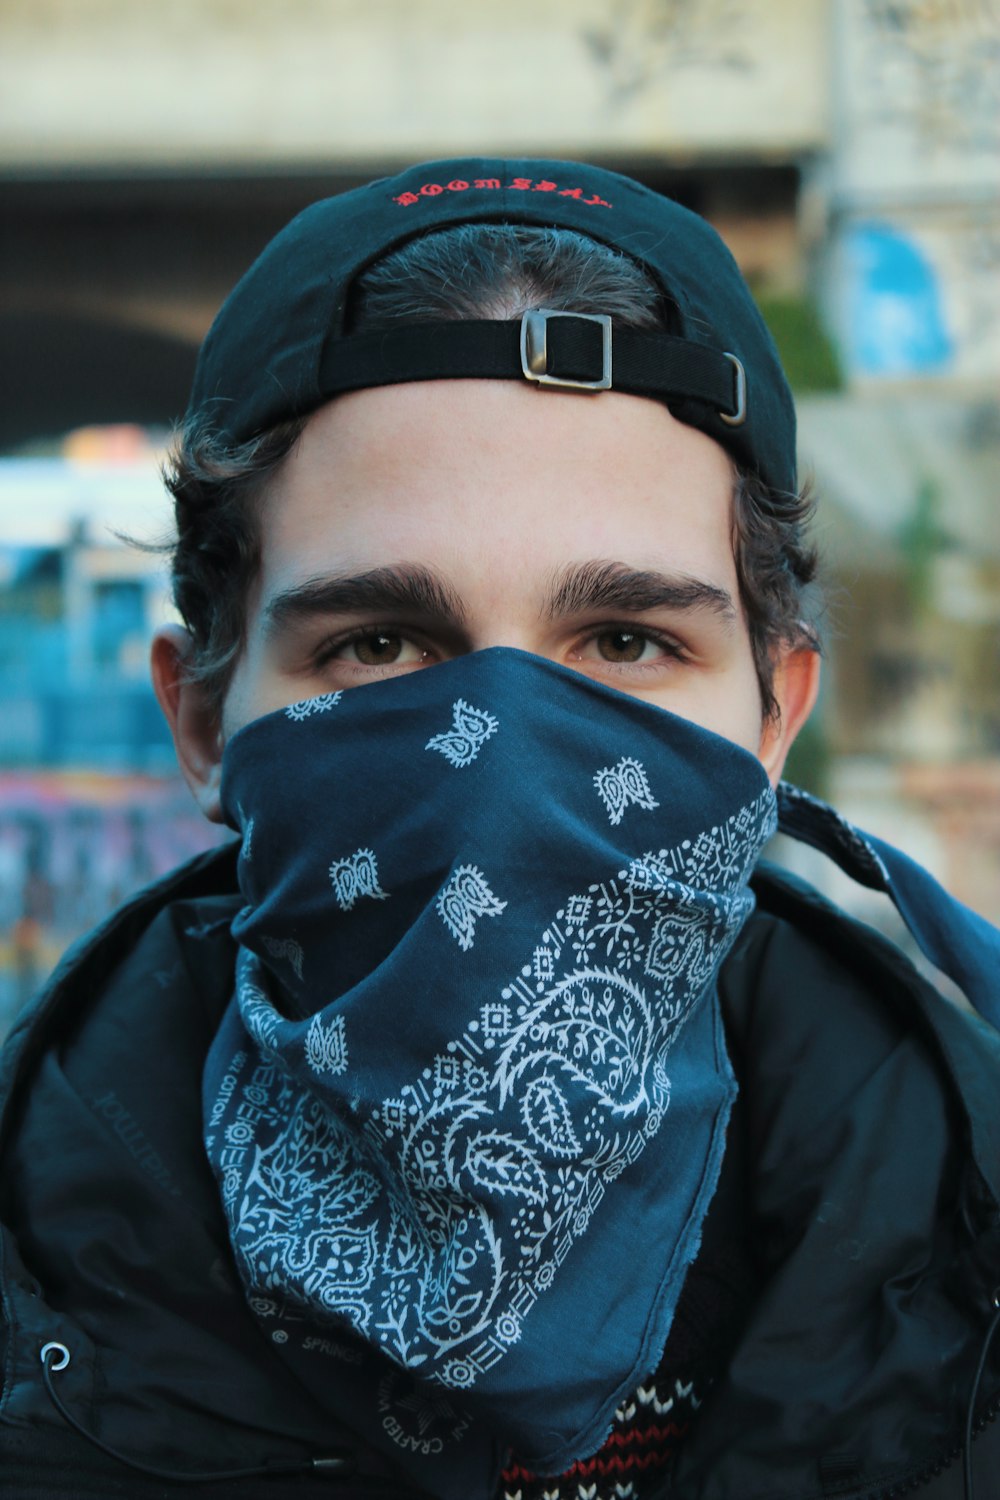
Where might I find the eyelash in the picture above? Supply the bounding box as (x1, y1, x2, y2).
(312, 623, 691, 670)
(312, 624, 432, 668)
(580, 626, 689, 668)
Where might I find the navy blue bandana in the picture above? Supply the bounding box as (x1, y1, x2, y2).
(203, 649, 777, 1497)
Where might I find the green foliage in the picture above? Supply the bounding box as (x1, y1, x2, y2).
(754, 293, 844, 394)
(898, 475, 947, 618)
(782, 712, 831, 800)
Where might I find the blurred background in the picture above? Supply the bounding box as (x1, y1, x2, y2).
(1, 0, 998, 1033)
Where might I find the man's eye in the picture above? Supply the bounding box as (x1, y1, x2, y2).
(347, 632, 406, 666)
(593, 630, 661, 664)
(323, 631, 433, 670)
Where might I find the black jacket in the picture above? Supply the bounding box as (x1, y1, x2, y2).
(1, 844, 999, 1499)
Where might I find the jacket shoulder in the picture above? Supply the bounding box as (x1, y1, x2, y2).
(726, 859, 1000, 1202)
(673, 862, 1000, 1499)
(0, 842, 241, 1124)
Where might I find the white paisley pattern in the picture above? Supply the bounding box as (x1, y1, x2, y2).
(593, 757, 660, 826)
(285, 691, 343, 722)
(239, 812, 255, 862)
(306, 1013, 348, 1076)
(436, 864, 508, 950)
(262, 934, 305, 980)
(329, 848, 389, 910)
(214, 786, 775, 1391)
(425, 698, 499, 767)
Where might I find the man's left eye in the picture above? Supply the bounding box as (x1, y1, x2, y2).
(349, 632, 406, 665)
(594, 630, 651, 663)
(583, 630, 683, 665)
(328, 632, 429, 668)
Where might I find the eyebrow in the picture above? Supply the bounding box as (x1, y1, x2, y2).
(262, 557, 737, 638)
(544, 560, 737, 626)
(263, 564, 467, 636)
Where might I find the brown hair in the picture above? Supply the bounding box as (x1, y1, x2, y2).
(164, 225, 818, 719)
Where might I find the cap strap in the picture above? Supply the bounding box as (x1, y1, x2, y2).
(317, 316, 744, 422)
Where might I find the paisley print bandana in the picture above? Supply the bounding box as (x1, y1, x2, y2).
(203, 648, 777, 1499)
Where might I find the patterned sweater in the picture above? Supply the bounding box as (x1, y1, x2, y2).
(495, 1193, 758, 1500)
(498, 1371, 706, 1500)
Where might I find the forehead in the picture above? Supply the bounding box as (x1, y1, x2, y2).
(258, 380, 739, 594)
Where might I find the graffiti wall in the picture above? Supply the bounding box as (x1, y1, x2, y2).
(832, 0, 1000, 382)
(841, 0, 1000, 191)
(0, 772, 227, 1038)
(0, 0, 828, 164)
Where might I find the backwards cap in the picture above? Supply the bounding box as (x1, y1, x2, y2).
(189, 157, 797, 497)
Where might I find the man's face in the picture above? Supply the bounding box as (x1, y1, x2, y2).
(158, 379, 817, 817)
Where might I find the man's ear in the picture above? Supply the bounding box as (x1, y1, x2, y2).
(151, 624, 225, 824)
(757, 646, 821, 788)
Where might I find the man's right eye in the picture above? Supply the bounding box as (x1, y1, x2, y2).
(346, 631, 405, 665)
(316, 629, 433, 672)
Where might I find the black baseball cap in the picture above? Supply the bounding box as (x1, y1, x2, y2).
(188, 156, 797, 497)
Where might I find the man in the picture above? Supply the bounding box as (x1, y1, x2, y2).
(1, 158, 999, 1500)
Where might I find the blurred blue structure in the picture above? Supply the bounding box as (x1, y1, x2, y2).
(0, 465, 176, 772)
(843, 222, 953, 377)
(0, 456, 224, 1034)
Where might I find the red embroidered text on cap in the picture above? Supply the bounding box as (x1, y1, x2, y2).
(393, 178, 612, 208)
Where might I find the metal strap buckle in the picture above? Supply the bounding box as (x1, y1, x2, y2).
(719, 353, 747, 426)
(520, 309, 613, 391)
